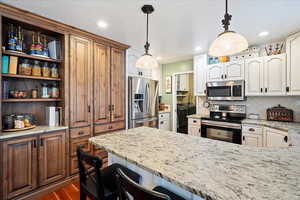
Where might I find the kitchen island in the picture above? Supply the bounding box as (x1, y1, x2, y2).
(90, 127, 300, 200)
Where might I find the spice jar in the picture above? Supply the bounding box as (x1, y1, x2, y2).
(50, 63, 59, 78)
(42, 62, 50, 77)
(14, 115, 25, 129)
(41, 83, 50, 98)
(19, 59, 32, 75)
(32, 60, 41, 76)
(50, 83, 59, 98)
(31, 88, 38, 98)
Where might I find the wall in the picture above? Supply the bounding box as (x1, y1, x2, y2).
(197, 96, 300, 122)
(161, 59, 193, 105)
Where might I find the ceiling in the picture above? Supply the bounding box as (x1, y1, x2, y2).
(2, 0, 300, 63)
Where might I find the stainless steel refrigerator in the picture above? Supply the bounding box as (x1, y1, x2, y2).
(128, 77, 159, 129)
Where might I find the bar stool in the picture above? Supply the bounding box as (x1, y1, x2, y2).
(116, 168, 186, 200)
(77, 146, 141, 200)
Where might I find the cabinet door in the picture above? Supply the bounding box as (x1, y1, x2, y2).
(207, 63, 223, 81)
(223, 60, 244, 80)
(70, 35, 92, 127)
(94, 42, 111, 124)
(126, 49, 138, 76)
(178, 74, 189, 91)
(3, 137, 37, 199)
(263, 54, 286, 96)
(159, 120, 170, 131)
(242, 134, 262, 147)
(245, 57, 264, 96)
(286, 32, 300, 95)
(39, 131, 66, 186)
(194, 54, 207, 96)
(188, 126, 201, 136)
(111, 47, 125, 122)
(264, 128, 289, 147)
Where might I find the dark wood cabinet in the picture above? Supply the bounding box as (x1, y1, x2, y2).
(93, 42, 111, 124)
(38, 131, 66, 186)
(69, 35, 92, 128)
(2, 136, 38, 199)
(111, 47, 125, 122)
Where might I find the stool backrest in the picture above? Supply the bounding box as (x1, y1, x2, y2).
(77, 146, 105, 199)
(116, 168, 171, 200)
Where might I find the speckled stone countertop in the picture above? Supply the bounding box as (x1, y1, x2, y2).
(242, 119, 300, 132)
(90, 127, 300, 200)
(0, 126, 68, 140)
(187, 113, 209, 119)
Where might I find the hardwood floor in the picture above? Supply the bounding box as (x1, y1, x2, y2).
(38, 182, 90, 200)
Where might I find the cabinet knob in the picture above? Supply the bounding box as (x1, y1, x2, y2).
(193, 120, 197, 123)
(248, 128, 255, 132)
(160, 121, 164, 124)
(78, 131, 84, 135)
(108, 125, 113, 129)
(261, 88, 263, 93)
(284, 136, 288, 143)
(224, 74, 227, 79)
(33, 140, 37, 148)
(265, 88, 267, 93)
(286, 86, 290, 92)
(243, 136, 245, 141)
(221, 75, 224, 79)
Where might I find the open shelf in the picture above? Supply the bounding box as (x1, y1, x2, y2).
(2, 98, 62, 103)
(2, 74, 61, 81)
(2, 50, 62, 63)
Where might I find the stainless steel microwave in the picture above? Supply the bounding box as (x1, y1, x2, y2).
(206, 80, 245, 101)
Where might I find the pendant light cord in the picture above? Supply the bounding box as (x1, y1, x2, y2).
(144, 13, 150, 54)
(222, 0, 231, 32)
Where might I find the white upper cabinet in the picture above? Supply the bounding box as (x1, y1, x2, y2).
(193, 54, 207, 96)
(207, 63, 223, 81)
(207, 61, 244, 82)
(245, 57, 264, 96)
(177, 74, 189, 91)
(223, 60, 244, 80)
(126, 49, 152, 78)
(286, 32, 300, 95)
(263, 54, 286, 96)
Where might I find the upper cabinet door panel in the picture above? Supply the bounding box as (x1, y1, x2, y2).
(94, 42, 111, 124)
(264, 54, 286, 96)
(287, 33, 300, 95)
(224, 61, 244, 80)
(245, 57, 264, 96)
(193, 54, 207, 96)
(207, 64, 223, 81)
(111, 47, 125, 122)
(69, 35, 92, 127)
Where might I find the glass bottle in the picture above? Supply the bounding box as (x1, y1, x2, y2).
(35, 32, 43, 55)
(42, 35, 49, 57)
(19, 59, 31, 75)
(7, 24, 16, 51)
(32, 60, 41, 76)
(30, 32, 36, 55)
(50, 83, 59, 98)
(41, 83, 50, 98)
(50, 63, 59, 78)
(42, 62, 50, 77)
(15, 26, 23, 52)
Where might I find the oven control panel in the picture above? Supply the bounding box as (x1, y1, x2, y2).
(209, 104, 246, 114)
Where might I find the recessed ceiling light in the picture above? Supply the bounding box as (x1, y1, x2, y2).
(259, 31, 269, 37)
(97, 20, 108, 28)
(156, 57, 162, 60)
(195, 46, 202, 51)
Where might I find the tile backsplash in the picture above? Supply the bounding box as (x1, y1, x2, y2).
(197, 96, 300, 122)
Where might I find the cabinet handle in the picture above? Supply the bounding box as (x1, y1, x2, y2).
(111, 105, 115, 111)
(78, 131, 84, 135)
(40, 138, 44, 146)
(160, 121, 164, 124)
(265, 88, 267, 93)
(108, 105, 111, 111)
(204, 89, 207, 94)
(193, 120, 197, 123)
(286, 86, 290, 92)
(248, 128, 255, 132)
(221, 75, 224, 79)
(88, 105, 91, 113)
(33, 140, 37, 148)
(284, 136, 288, 143)
(224, 74, 227, 79)
(243, 136, 245, 141)
(261, 88, 263, 93)
(108, 125, 113, 129)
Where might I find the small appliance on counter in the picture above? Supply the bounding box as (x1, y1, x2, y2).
(46, 106, 62, 127)
(267, 104, 293, 122)
(2, 113, 37, 132)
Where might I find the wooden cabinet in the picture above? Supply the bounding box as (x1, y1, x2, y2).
(69, 35, 92, 128)
(245, 57, 264, 96)
(39, 131, 66, 186)
(245, 54, 286, 96)
(1, 130, 66, 199)
(286, 32, 300, 95)
(207, 61, 244, 82)
(2, 137, 38, 199)
(193, 54, 207, 96)
(263, 54, 286, 96)
(93, 42, 111, 124)
(264, 127, 289, 147)
(111, 47, 125, 122)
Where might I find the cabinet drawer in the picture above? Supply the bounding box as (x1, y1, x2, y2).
(94, 149, 108, 159)
(242, 125, 263, 135)
(70, 137, 91, 156)
(159, 113, 170, 120)
(70, 126, 91, 139)
(70, 157, 92, 174)
(188, 118, 201, 126)
(94, 121, 125, 134)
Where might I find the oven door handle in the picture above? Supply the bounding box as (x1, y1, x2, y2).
(201, 120, 242, 130)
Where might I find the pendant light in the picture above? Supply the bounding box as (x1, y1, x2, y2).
(136, 5, 158, 69)
(209, 0, 248, 57)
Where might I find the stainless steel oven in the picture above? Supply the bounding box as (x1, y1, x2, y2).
(206, 80, 245, 101)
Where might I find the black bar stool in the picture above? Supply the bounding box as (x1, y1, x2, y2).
(116, 168, 186, 200)
(77, 146, 141, 200)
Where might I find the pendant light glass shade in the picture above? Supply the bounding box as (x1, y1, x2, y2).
(209, 31, 248, 57)
(136, 54, 159, 69)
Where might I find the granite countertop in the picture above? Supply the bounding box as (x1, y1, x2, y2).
(242, 118, 300, 132)
(0, 126, 68, 140)
(90, 127, 300, 200)
(187, 113, 209, 119)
